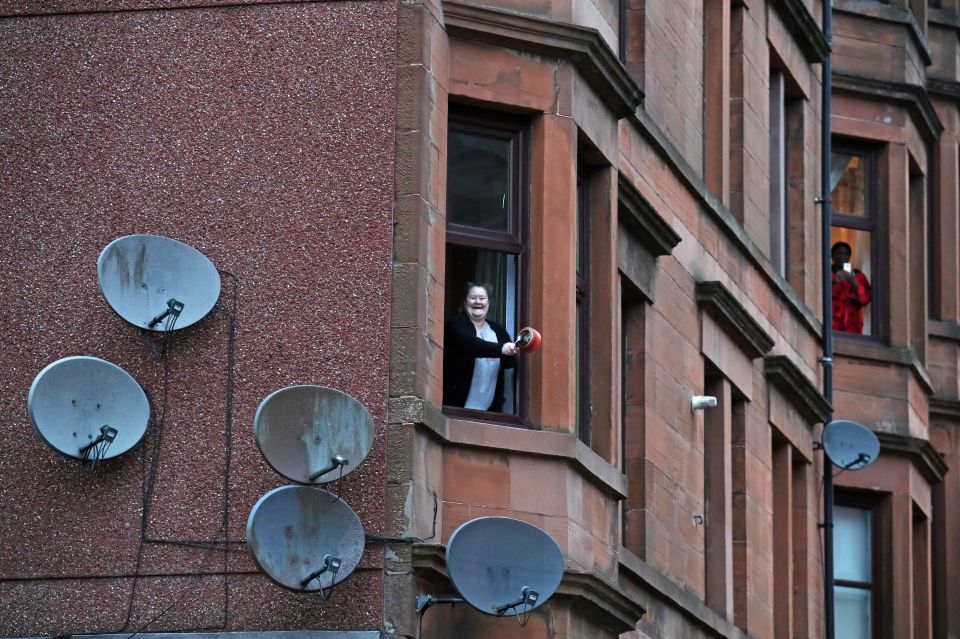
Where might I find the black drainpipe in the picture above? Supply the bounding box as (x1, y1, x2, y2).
(820, 1, 835, 638)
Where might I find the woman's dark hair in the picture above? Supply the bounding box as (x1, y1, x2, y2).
(831, 241, 852, 257)
(463, 281, 494, 300)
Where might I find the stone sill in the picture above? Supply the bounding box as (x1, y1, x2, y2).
(928, 6, 960, 30)
(833, 335, 934, 394)
(929, 318, 960, 342)
(389, 397, 627, 499)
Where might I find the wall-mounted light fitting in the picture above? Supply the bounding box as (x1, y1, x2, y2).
(691, 395, 717, 411)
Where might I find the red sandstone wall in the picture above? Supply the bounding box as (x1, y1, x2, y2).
(0, 2, 395, 634)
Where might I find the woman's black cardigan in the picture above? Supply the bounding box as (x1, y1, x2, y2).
(443, 312, 517, 412)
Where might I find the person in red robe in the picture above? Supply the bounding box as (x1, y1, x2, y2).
(831, 241, 872, 334)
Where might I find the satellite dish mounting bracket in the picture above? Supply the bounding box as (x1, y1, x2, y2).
(415, 594, 465, 614)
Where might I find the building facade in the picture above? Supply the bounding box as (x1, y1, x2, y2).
(1, 1, 959, 639)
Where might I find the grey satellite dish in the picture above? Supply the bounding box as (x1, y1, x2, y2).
(823, 419, 880, 470)
(246, 485, 365, 592)
(446, 517, 564, 617)
(28, 356, 150, 461)
(254, 385, 374, 484)
(97, 234, 221, 331)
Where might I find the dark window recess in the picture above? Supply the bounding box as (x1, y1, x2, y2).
(576, 167, 591, 445)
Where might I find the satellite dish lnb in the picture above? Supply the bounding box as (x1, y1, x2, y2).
(446, 516, 564, 617)
(823, 419, 880, 470)
(254, 385, 374, 484)
(28, 356, 150, 462)
(246, 485, 365, 592)
(97, 234, 221, 332)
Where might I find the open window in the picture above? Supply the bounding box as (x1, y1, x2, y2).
(830, 143, 879, 337)
(442, 109, 529, 421)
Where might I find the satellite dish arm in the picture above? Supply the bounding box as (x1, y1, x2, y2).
(843, 452, 871, 470)
(79, 425, 118, 455)
(300, 554, 342, 590)
(147, 298, 185, 329)
(494, 586, 539, 615)
(308, 454, 349, 482)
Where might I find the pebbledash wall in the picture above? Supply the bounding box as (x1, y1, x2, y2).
(0, 0, 397, 636)
(3, 1, 960, 639)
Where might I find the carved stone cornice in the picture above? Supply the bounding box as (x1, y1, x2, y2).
(695, 281, 775, 360)
(764, 355, 831, 423)
(832, 73, 944, 142)
(442, 1, 644, 118)
(555, 570, 646, 633)
(928, 7, 960, 30)
(770, 0, 830, 62)
(929, 319, 960, 342)
(617, 174, 682, 257)
(930, 397, 960, 420)
(927, 78, 960, 101)
(412, 544, 645, 632)
(875, 431, 949, 481)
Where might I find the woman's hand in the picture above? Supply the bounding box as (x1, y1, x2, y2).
(501, 342, 518, 356)
(837, 269, 856, 283)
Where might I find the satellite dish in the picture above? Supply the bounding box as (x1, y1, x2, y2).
(28, 356, 150, 461)
(246, 485, 365, 592)
(823, 419, 880, 470)
(97, 234, 221, 332)
(446, 517, 564, 617)
(254, 385, 374, 484)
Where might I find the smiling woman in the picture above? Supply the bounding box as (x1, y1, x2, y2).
(442, 108, 529, 417)
(443, 283, 518, 413)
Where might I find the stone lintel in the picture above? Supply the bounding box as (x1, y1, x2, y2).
(832, 72, 944, 142)
(770, 0, 830, 62)
(765, 355, 832, 423)
(695, 281, 776, 360)
(441, 0, 643, 118)
(876, 431, 950, 481)
(617, 174, 682, 257)
(930, 397, 960, 420)
(927, 78, 960, 100)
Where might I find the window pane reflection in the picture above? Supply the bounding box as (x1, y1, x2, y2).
(447, 131, 511, 231)
(831, 152, 867, 217)
(834, 505, 872, 582)
(835, 586, 871, 639)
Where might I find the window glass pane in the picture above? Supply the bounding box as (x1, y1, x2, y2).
(834, 505, 872, 582)
(447, 131, 511, 232)
(830, 227, 874, 336)
(835, 586, 872, 639)
(831, 152, 868, 217)
(445, 245, 518, 412)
